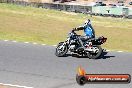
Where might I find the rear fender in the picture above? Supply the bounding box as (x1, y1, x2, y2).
(99, 36, 107, 44)
(93, 36, 107, 45)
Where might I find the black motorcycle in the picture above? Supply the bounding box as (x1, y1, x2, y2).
(55, 29, 107, 59)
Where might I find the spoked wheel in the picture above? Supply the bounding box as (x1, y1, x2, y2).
(55, 42, 68, 57)
(87, 45, 102, 59)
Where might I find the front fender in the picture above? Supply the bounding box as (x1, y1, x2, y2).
(58, 42, 68, 48)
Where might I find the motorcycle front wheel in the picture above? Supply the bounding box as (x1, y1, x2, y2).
(55, 42, 68, 57)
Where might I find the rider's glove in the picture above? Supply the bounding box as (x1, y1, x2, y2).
(72, 28, 76, 32)
(73, 28, 78, 31)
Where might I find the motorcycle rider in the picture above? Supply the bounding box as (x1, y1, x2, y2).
(73, 19, 95, 40)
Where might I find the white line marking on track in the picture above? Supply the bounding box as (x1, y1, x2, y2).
(118, 51, 123, 52)
(1, 40, 127, 52)
(33, 42, 37, 45)
(52, 45, 57, 46)
(106, 50, 111, 51)
(42, 44, 46, 45)
(0, 83, 33, 88)
(24, 42, 29, 43)
(12, 41, 17, 42)
(4, 40, 9, 41)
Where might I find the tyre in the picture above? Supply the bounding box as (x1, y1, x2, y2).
(55, 42, 68, 57)
(87, 45, 102, 59)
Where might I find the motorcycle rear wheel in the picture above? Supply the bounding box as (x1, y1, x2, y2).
(87, 45, 102, 59)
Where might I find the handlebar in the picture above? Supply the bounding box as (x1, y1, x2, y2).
(72, 28, 76, 32)
(72, 28, 79, 32)
(70, 30, 81, 37)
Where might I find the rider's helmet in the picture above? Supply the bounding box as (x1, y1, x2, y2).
(84, 19, 91, 25)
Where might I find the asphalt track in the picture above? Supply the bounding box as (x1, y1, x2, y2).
(0, 40, 131, 88)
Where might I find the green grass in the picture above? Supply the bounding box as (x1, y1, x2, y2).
(0, 3, 132, 52)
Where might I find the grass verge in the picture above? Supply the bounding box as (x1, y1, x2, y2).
(0, 3, 132, 51)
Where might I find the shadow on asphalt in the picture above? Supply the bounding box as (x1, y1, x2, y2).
(97, 52, 115, 59)
(59, 52, 115, 60)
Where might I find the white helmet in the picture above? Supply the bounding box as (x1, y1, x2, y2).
(84, 19, 91, 24)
